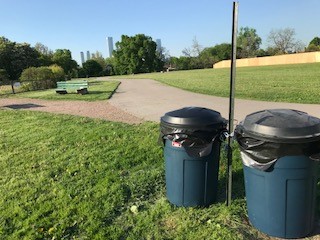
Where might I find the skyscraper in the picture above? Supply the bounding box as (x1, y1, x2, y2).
(156, 39, 162, 52)
(107, 37, 114, 57)
(86, 51, 91, 61)
(80, 52, 85, 65)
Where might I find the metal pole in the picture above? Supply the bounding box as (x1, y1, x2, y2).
(227, 1, 238, 206)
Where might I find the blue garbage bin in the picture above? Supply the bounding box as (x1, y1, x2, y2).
(235, 109, 320, 239)
(160, 107, 227, 207)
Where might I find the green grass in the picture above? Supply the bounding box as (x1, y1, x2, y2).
(0, 80, 120, 101)
(0, 109, 275, 239)
(114, 63, 320, 104)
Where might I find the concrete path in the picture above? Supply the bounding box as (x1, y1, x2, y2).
(109, 79, 320, 122)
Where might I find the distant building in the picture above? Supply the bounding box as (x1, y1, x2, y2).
(86, 51, 91, 61)
(156, 39, 162, 52)
(92, 53, 95, 59)
(80, 52, 85, 65)
(107, 37, 114, 57)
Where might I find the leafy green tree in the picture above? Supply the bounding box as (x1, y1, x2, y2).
(0, 69, 9, 82)
(306, 44, 320, 52)
(237, 27, 262, 58)
(14, 43, 40, 72)
(52, 49, 77, 75)
(82, 59, 103, 77)
(0, 37, 15, 82)
(0, 37, 40, 93)
(202, 43, 233, 61)
(113, 34, 164, 74)
(305, 37, 320, 52)
(198, 49, 218, 68)
(0, 37, 39, 80)
(48, 64, 65, 81)
(170, 56, 193, 70)
(91, 51, 106, 72)
(310, 37, 320, 46)
(77, 68, 87, 78)
(0, 69, 15, 93)
(105, 57, 117, 76)
(34, 42, 53, 66)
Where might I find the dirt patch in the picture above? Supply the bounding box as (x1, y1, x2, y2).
(0, 98, 143, 124)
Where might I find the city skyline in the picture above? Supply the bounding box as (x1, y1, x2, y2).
(1, 0, 319, 65)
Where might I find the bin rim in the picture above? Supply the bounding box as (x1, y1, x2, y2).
(160, 107, 227, 128)
(235, 109, 320, 144)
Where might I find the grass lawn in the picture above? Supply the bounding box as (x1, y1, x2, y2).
(113, 63, 320, 104)
(0, 109, 279, 240)
(0, 80, 120, 101)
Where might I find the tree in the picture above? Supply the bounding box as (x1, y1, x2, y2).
(203, 43, 233, 61)
(198, 48, 218, 68)
(113, 34, 164, 74)
(309, 37, 320, 46)
(182, 37, 203, 57)
(48, 64, 65, 81)
(170, 56, 193, 70)
(267, 28, 304, 54)
(0, 37, 16, 81)
(305, 37, 320, 52)
(0, 37, 39, 80)
(82, 59, 103, 77)
(34, 42, 53, 66)
(14, 43, 40, 73)
(237, 27, 262, 58)
(91, 51, 106, 71)
(0, 69, 9, 82)
(0, 37, 40, 93)
(52, 49, 77, 76)
(105, 57, 117, 76)
(0, 69, 10, 92)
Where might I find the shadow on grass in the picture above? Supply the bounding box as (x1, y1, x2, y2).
(4, 103, 44, 109)
(88, 91, 108, 95)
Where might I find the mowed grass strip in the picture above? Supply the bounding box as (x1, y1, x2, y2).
(0, 109, 276, 239)
(116, 63, 320, 104)
(0, 80, 120, 101)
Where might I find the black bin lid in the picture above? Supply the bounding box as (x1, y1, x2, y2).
(238, 109, 320, 143)
(160, 107, 226, 128)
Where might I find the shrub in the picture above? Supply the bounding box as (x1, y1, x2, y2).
(20, 66, 56, 91)
(48, 64, 65, 81)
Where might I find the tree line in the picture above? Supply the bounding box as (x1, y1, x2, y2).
(0, 37, 78, 92)
(0, 34, 165, 92)
(168, 27, 320, 70)
(0, 27, 319, 92)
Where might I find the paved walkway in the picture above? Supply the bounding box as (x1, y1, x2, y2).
(108, 79, 320, 122)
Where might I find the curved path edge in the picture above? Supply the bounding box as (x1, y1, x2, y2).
(108, 78, 320, 122)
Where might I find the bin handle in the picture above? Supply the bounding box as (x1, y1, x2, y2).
(219, 130, 232, 142)
(310, 153, 320, 161)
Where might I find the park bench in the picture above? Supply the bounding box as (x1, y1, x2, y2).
(56, 81, 89, 94)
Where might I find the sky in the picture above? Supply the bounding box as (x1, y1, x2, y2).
(1, 0, 319, 65)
